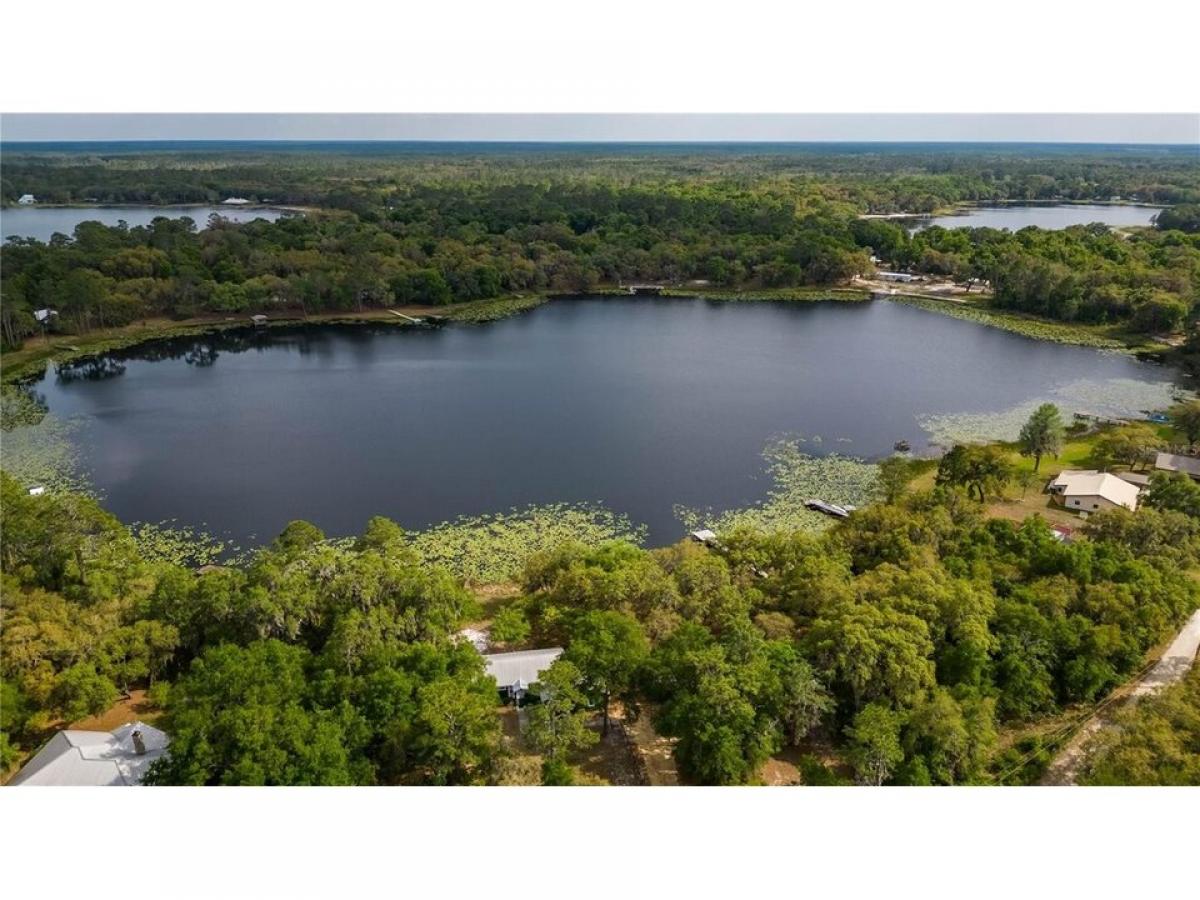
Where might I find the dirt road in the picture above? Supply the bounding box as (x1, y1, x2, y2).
(1040, 608, 1200, 785)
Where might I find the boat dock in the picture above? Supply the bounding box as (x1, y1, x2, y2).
(804, 499, 853, 518)
(388, 310, 425, 324)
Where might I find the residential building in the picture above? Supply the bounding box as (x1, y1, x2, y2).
(1047, 469, 1140, 513)
(1155, 452, 1200, 480)
(482, 648, 563, 702)
(8, 722, 169, 786)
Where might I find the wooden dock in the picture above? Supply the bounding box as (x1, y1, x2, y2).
(388, 310, 425, 324)
(804, 499, 853, 518)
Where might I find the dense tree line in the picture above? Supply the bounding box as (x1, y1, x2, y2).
(852, 217, 1200, 331)
(5, 144, 1198, 210)
(3, 458, 1195, 785)
(3, 147, 1199, 348)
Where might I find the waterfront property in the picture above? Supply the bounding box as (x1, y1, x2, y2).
(1048, 469, 1140, 513)
(483, 648, 564, 702)
(8, 722, 168, 786)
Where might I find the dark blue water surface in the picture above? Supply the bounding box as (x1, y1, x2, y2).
(33, 297, 1178, 546)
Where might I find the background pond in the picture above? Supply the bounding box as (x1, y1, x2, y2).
(910, 203, 1164, 231)
(1, 205, 290, 242)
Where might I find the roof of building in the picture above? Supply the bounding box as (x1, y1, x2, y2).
(1048, 470, 1140, 510)
(1115, 471, 1152, 487)
(1155, 452, 1200, 478)
(8, 722, 169, 786)
(482, 648, 563, 691)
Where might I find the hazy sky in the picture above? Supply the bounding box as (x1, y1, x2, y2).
(3, 113, 1197, 144)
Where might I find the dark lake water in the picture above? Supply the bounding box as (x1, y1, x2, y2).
(912, 203, 1163, 231)
(33, 297, 1182, 547)
(1, 205, 289, 242)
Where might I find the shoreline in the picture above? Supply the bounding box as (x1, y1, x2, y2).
(1, 284, 1177, 384)
(0, 287, 870, 383)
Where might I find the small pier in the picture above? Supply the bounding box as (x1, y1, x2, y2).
(804, 499, 853, 518)
(388, 310, 425, 324)
(627, 284, 666, 295)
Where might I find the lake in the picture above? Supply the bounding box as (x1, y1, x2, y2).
(32, 297, 1183, 547)
(911, 203, 1164, 231)
(1, 205, 290, 242)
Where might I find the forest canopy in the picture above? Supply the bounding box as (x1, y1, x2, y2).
(3, 145, 1199, 349)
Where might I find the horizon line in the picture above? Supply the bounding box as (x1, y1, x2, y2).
(4, 138, 1197, 147)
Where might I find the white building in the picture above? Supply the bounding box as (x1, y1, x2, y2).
(7, 722, 169, 786)
(17, 194, 36, 205)
(482, 648, 563, 702)
(222, 197, 252, 205)
(876, 271, 918, 283)
(1048, 470, 1140, 513)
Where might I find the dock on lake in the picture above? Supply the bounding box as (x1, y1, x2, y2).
(805, 499, 854, 518)
(388, 310, 425, 324)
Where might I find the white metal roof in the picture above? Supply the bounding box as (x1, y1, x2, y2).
(482, 648, 563, 690)
(8, 722, 169, 786)
(1049, 470, 1140, 510)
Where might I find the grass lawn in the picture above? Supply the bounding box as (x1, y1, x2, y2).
(909, 423, 1170, 527)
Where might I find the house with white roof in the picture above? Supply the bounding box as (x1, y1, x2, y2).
(18, 193, 36, 205)
(482, 647, 563, 702)
(1047, 469, 1140, 514)
(7, 722, 168, 786)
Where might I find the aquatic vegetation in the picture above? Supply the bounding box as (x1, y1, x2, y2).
(664, 287, 870, 303)
(444, 295, 549, 323)
(408, 503, 647, 583)
(0, 385, 49, 431)
(918, 377, 1192, 446)
(676, 439, 880, 535)
(889, 295, 1130, 349)
(129, 521, 247, 569)
(0, 403, 89, 494)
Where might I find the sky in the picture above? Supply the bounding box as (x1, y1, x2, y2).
(3, 113, 1198, 144)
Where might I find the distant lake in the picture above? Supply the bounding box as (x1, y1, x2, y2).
(1, 205, 290, 242)
(34, 297, 1183, 548)
(911, 203, 1164, 232)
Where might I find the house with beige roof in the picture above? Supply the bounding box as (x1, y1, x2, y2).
(1047, 469, 1140, 514)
